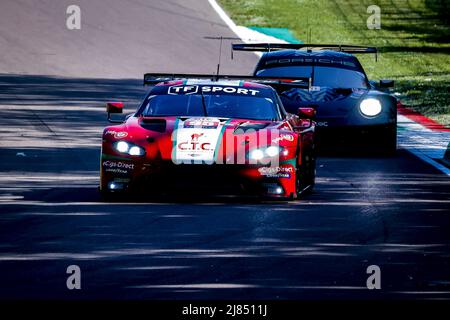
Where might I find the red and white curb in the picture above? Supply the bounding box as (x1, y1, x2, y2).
(398, 103, 450, 176)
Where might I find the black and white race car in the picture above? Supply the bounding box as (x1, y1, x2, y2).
(233, 43, 398, 153)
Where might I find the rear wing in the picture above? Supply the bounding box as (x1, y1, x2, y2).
(143, 73, 311, 90)
(232, 43, 377, 54)
(232, 43, 378, 61)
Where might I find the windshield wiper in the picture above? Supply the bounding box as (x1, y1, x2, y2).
(199, 91, 208, 117)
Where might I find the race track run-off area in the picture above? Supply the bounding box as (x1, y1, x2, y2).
(0, 0, 449, 300)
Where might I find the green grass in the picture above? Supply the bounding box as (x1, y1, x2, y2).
(219, 0, 450, 126)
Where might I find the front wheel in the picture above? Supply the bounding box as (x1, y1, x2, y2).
(99, 187, 128, 202)
(295, 154, 316, 198)
(376, 125, 397, 156)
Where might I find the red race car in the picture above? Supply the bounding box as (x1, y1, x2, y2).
(100, 74, 316, 199)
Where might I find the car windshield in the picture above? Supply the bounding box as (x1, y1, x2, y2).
(256, 66, 368, 89)
(140, 94, 280, 120)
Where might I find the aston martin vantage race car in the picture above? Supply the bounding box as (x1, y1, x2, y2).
(233, 43, 398, 153)
(99, 74, 316, 199)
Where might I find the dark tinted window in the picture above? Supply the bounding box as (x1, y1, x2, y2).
(256, 66, 368, 89)
(140, 94, 280, 120)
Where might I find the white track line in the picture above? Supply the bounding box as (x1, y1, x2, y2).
(405, 148, 450, 176)
(208, 0, 287, 48)
(208, 0, 240, 37)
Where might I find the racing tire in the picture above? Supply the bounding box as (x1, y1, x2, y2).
(99, 188, 127, 202)
(295, 153, 316, 198)
(379, 125, 397, 156)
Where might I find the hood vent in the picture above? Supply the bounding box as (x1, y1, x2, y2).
(281, 87, 353, 103)
(234, 122, 269, 134)
(140, 118, 166, 133)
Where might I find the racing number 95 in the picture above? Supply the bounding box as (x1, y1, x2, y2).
(226, 304, 267, 317)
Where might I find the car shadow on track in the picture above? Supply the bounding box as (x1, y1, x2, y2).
(317, 147, 398, 158)
(0, 73, 147, 106)
(19, 185, 301, 205)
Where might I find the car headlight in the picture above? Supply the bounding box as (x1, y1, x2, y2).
(113, 141, 145, 156)
(129, 146, 145, 156)
(249, 146, 283, 160)
(116, 141, 129, 153)
(266, 146, 281, 157)
(250, 149, 265, 161)
(359, 98, 382, 117)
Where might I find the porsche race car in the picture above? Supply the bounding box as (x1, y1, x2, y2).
(99, 74, 317, 199)
(233, 43, 397, 153)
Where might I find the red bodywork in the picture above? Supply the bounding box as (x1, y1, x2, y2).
(100, 82, 316, 199)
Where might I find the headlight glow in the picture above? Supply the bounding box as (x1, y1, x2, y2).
(116, 141, 129, 153)
(359, 98, 382, 117)
(250, 149, 264, 160)
(266, 146, 280, 157)
(129, 146, 144, 156)
(249, 146, 284, 161)
(114, 141, 145, 156)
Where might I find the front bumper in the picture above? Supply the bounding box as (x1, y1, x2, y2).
(100, 157, 297, 198)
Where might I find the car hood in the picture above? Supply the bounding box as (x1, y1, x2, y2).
(279, 87, 368, 119)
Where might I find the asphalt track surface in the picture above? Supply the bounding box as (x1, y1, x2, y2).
(0, 0, 449, 300)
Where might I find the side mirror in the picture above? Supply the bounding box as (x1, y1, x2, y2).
(106, 102, 124, 123)
(379, 79, 394, 88)
(297, 107, 316, 119)
(107, 102, 123, 114)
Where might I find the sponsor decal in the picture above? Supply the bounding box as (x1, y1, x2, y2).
(102, 160, 134, 174)
(177, 134, 213, 152)
(115, 132, 128, 138)
(173, 117, 224, 164)
(104, 168, 129, 174)
(184, 119, 220, 129)
(191, 133, 204, 141)
(316, 122, 329, 127)
(272, 134, 295, 143)
(258, 166, 293, 178)
(178, 141, 213, 151)
(266, 57, 356, 68)
(168, 85, 199, 95)
(105, 130, 128, 139)
(201, 86, 260, 96)
(168, 85, 260, 96)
